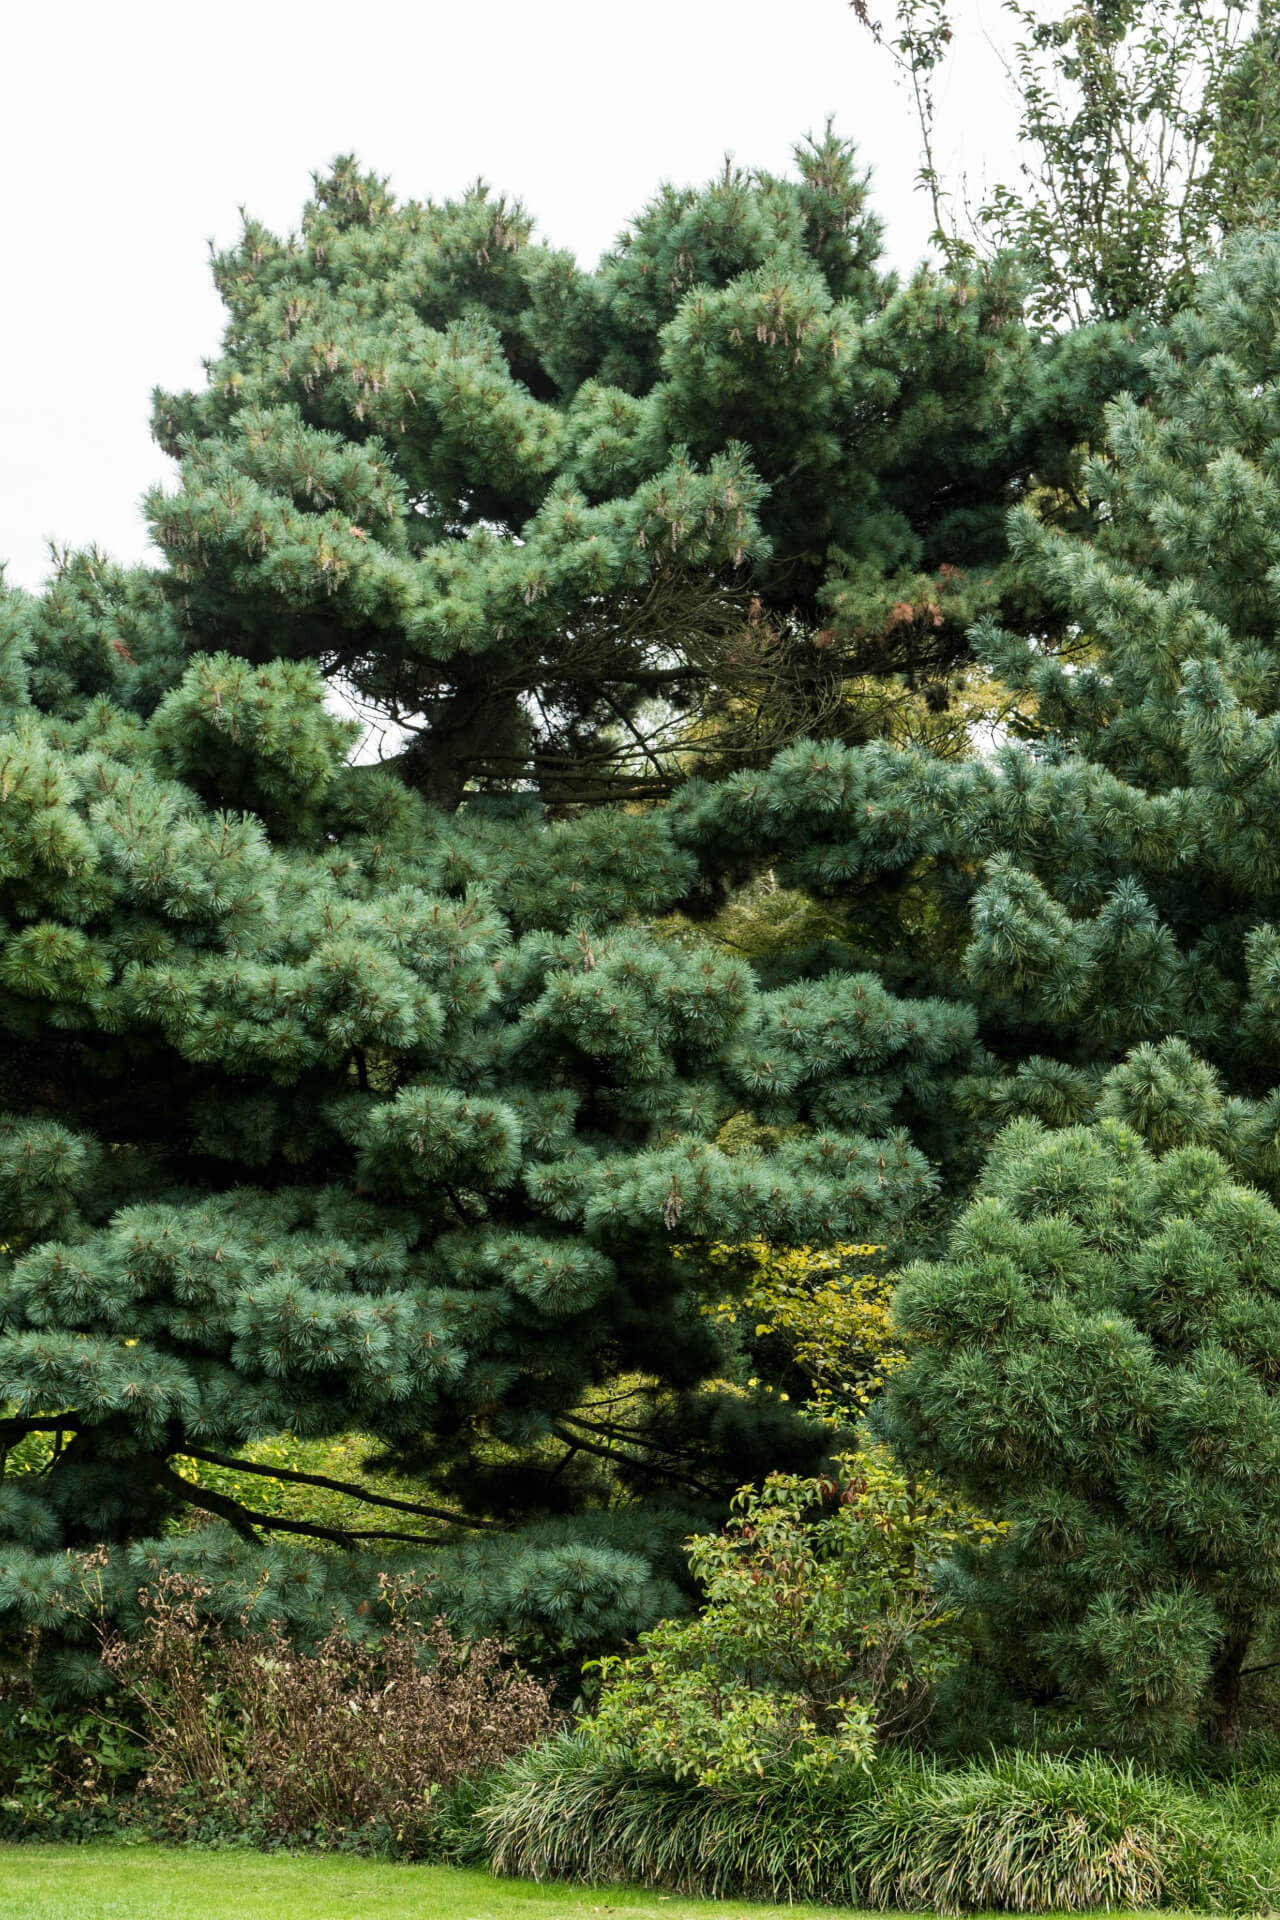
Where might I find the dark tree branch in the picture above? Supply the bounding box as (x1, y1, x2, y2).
(151, 1460, 264, 1545)
(599, 689, 670, 780)
(549, 1422, 719, 1498)
(445, 1185, 481, 1226)
(558, 1409, 704, 1461)
(153, 1460, 471, 1551)
(178, 1444, 500, 1531)
(0, 1413, 81, 1447)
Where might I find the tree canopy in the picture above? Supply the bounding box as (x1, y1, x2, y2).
(0, 619, 954, 1685)
(674, 227, 1280, 1178)
(133, 141, 1141, 803)
(669, 223, 1280, 1743)
(868, 0, 1280, 327)
(9, 131, 1280, 1742)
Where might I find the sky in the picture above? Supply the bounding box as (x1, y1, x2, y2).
(0, 0, 1022, 593)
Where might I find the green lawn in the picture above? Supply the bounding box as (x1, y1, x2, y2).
(0, 1847, 869, 1920)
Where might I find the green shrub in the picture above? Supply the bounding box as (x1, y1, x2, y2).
(883, 1114, 1280, 1754)
(482, 1731, 1280, 1911)
(583, 1449, 997, 1785)
(0, 1689, 146, 1840)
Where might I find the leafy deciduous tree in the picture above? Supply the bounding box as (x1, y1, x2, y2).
(861, 0, 1276, 327)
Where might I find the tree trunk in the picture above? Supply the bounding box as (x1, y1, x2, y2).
(1208, 1628, 1251, 1749)
(52, 1425, 176, 1546)
(398, 685, 528, 811)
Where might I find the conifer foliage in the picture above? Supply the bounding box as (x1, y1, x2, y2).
(142, 144, 1134, 802)
(674, 229, 1280, 1168)
(9, 142, 1280, 1732)
(884, 1115, 1280, 1752)
(674, 228, 1280, 1744)
(0, 619, 944, 1676)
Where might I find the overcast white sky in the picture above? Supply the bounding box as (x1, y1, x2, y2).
(0, 0, 1021, 592)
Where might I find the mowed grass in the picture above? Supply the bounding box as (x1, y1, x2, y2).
(0, 1847, 872, 1920)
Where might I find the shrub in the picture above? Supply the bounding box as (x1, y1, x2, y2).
(100, 1568, 554, 1852)
(882, 1114, 1280, 1752)
(583, 1449, 998, 1785)
(482, 1732, 1280, 1911)
(0, 1688, 146, 1840)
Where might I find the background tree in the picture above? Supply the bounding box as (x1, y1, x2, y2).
(862, 0, 1278, 327)
(1199, 2, 1280, 264)
(702, 1239, 906, 1414)
(672, 227, 1280, 1197)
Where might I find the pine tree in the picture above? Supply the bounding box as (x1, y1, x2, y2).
(882, 1112, 1280, 1752)
(140, 143, 1141, 804)
(0, 618, 958, 1686)
(1, 131, 1086, 1689)
(0, 142, 1232, 1697)
(673, 227, 1280, 1743)
(674, 228, 1280, 1178)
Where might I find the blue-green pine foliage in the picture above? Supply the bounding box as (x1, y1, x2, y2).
(0, 133, 1148, 1683)
(0, 141, 1230, 1697)
(0, 627, 953, 1683)
(673, 230, 1280, 1173)
(883, 1114, 1280, 1753)
(673, 229, 1280, 1745)
(142, 144, 1142, 805)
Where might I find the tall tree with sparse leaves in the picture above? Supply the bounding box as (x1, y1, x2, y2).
(862, 0, 1277, 328)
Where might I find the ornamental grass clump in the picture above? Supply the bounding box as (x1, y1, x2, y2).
(481, 1733, 1280, 1911)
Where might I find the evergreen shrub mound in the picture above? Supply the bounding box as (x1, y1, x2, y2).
(882, 1113, 1280, 1751)
(480, 1732, 1279, 1912)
